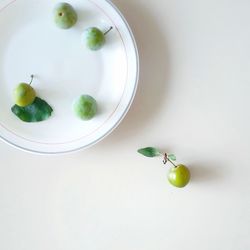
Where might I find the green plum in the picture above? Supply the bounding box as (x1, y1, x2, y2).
(53, 2, 77, 29)
(13, 76, 36, 107)
(168, 164, 190, 188)
(73, 95, 97, 120)
(82, 26, 113, 51)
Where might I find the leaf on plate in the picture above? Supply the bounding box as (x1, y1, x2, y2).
(168, 154, 176, 161)
(11, 97, 53, 122)
(137, 147, 161, 157)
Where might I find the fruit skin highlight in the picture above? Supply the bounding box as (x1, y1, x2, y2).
(168, 164, 190, 188)
(53, 2, 78, 29)
(73, 95, 97, 120)
(13, 83, 36, 107)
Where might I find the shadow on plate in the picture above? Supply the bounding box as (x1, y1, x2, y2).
(99, 0, 171, 147)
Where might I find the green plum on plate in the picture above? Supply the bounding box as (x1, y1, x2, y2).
(53, 2, 77, 29)
(73, 95, 97, 120)
(11, 75, 53, 123)
(13, 75, 36, 107)
(82, 26, 113, 51)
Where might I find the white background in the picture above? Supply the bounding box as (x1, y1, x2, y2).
(1, 0, 250, 249)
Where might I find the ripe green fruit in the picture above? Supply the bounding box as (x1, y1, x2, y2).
(73, 95, 97, 120)
(53, 2, 77, 29)
(82, 27, 105, 50)
(13, 83, 36, 107)
(168, 164, 190, 188)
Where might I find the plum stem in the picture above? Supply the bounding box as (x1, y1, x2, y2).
(163, 153, 177, 167)
(104, 26, 113, 35)
(29, 75, 34, 85)
(168, 158, 177, 168)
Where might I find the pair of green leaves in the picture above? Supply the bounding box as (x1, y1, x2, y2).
(137, 147, 176, 161)
(11, 97, 53, 122)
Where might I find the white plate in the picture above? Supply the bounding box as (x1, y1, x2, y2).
(0, 0, 139, 154)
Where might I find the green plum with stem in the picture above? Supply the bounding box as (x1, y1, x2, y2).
(73, 95, 97, 120)
(168, 164, 190, 188)
(53, 2, 78, 29)
(163, 153, 190, 188)
(13, 75, 36, 107)
(82, 26, 113, 51)
(138, 147, 191, 188)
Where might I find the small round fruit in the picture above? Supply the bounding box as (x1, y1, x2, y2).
(82, 27, 105, 51)
(73, 95, 97, 120)
(13, 83, 36, 107)
(53, 2, 77, 29)
(168, 164, 190, 188)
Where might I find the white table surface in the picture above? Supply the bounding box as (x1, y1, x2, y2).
(1, 0, 250, 249)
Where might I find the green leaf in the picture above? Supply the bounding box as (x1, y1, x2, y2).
(137, 147, 161, 157)
(168, 154, 176, 161)
(11, 97, 53, 122)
